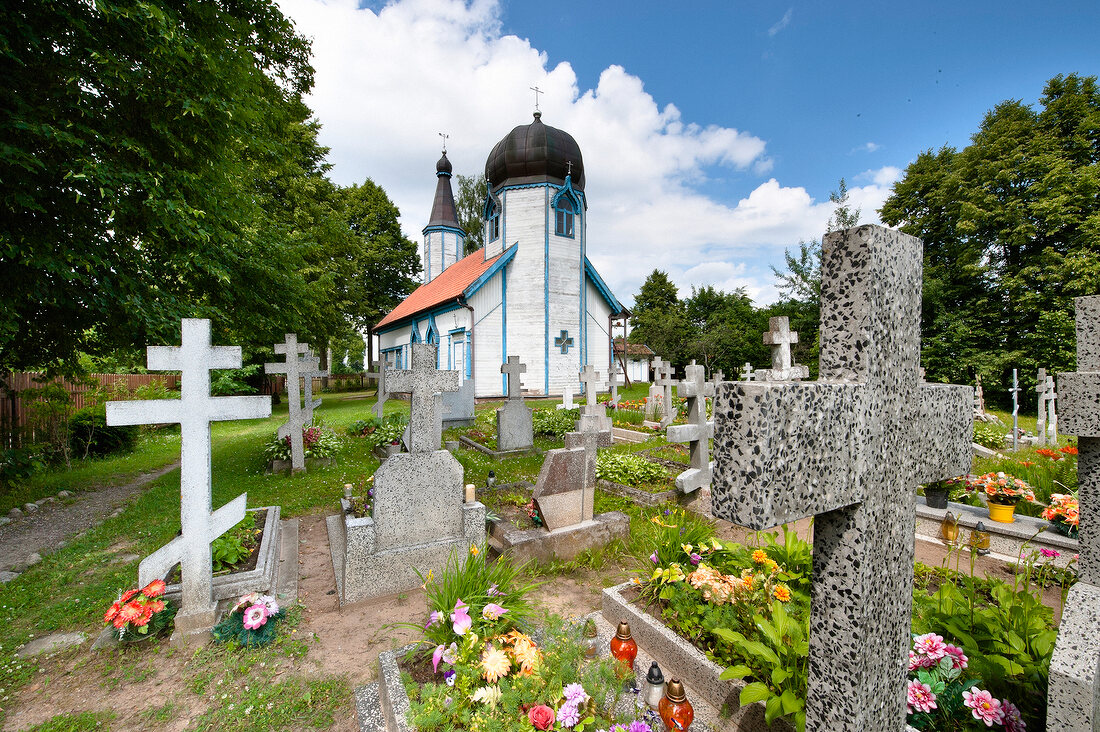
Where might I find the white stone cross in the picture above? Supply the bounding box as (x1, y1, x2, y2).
(386, 344, 460, 453)
(974, 374, 986, 413)
(557, 382, 575, 410)
(607, 362, 622, 408)
(761, 316, 810, 381)
(366, 360, 391, 419)
(1037, 367, 1049, 446)
(711, 226, 972, 730)
(667, 363, 715, 493)
(1046, 374, 1058, 443)
(645, 356, 666, 420)
(579, 364, 601, 407)
(501, 356, 526, 400)
(300, 351, 328, 427)
(740, 362, 756, 381)
(1048, 295, 1100, 728)
(106, 319, 271, 639)
(656, 360, 677, 428)
(1010, 368, 1020, 451)
(264, 334, 311, 470)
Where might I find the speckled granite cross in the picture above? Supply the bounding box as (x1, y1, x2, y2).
(667, 363, 715, 493)
(106, 319, 271, 641)
(264, 334, 311, 470)
(1048, 295, 1100, 730)
(710, 226, 972, 730)
(386, 344, 460, 453)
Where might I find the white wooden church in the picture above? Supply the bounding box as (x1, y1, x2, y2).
(375, 112, 627, 397)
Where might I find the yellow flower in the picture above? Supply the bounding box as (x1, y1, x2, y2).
(470, 544, 480, 556)
(752, 549, 768, 564)
(511, 637, 542, 675)
(765, 559, 779, 573)
(481, 646, 511, 683)
(681, 543, 694, 554)
(773, 584, 791, 602)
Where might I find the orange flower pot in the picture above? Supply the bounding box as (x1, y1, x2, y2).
(988, 502, 1017, 524)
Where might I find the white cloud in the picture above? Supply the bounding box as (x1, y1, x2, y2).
(768, 8, 793, 37)
(279, 0, 900, 308)
(853, 141, 881, 153)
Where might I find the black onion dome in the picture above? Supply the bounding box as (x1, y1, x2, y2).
(485, 112, 584, 192)
(436, 151, 453, 175)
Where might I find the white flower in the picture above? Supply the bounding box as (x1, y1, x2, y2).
(471, 686, 503, 708)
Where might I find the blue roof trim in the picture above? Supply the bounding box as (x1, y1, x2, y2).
(551, 175, 582, 213)
(584, 258, 625, 314)
(463, 244, 518, 298)
(421, 223, 467, 238)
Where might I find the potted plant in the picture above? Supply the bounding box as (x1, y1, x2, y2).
(921, 476, 965, 510)
(968, 472, 1036, 524)
(1041, 493, 1079, 538)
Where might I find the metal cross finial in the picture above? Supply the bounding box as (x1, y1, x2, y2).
(438, 132, 448, 153)
(566, 160, 573, 176)
(530, 85, 543, 112)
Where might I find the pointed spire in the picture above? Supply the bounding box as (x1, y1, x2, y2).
(426, 150, 459, 229)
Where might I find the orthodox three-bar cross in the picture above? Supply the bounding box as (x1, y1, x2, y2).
(264, 334, 311, 470)
(106, 319, 271, 634)
(656, 360, 677, 428)
(710, 226, 972, 730)
(366, 360, 390, 419)
(607, 361, 622, 408)
(300, 351, 328, 426)
(501, 356, 526, 400)
(386, 344, 460, 453)
(1037, 367, 1049, 446)
(667, 363, 715, 493)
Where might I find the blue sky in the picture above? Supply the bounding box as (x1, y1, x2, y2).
(279, 0, 1100, 306)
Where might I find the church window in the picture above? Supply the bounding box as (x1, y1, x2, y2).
(488, 211, 500, 242)
(555, 197, 574, 238)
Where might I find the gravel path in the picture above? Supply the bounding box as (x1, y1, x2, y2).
(0, 461, 180, 573)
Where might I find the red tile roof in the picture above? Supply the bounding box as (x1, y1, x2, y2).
(376, 248, 506, 330)
(614, 338, 655, 357)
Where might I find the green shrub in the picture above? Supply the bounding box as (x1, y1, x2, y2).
(973, 423, 1006, 449)
(531, 408, 577, 439)
(210, 365, 261, 396)
(595, 451, 667, 486)
(69, 405, 139, 458)
(262, 425, 344, 461)
(211, 513, 260, 573)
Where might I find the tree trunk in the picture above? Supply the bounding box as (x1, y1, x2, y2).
(319, 340, 330, 390)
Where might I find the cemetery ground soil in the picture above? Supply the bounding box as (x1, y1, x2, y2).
(1, 509, 1067, 731)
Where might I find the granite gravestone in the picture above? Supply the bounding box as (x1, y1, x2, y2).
(710, 225, 972, 730)
(576, 365, 613, 447)
(339, 343, 485, 603)
(496, 356, 534, 451)
(264, 334, 311, 471)
(760, 316, 810, 381)
(667, 363, 715, 494)
(1048, 296, 1100, 731)
(531, 431, 596, 530)
(106, 319, 272, 643)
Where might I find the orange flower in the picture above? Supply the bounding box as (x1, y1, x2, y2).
(1060, 445, 1078, 455)
(147, 600, 166, 614)
(119, 589, 139, 603)
(114, 601, 142, 628)
(103, 602, 122, 624)
(1036, 448, 1062, 460)
(142, 579, 167, 598)
(773, 585, 791, 602)
(751, 549, 768, 564)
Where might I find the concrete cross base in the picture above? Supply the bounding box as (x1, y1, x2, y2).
(487, 511, 629, 565)
(575, 413, 612, 447)
(268, 457, 334, 473)
(170, 607, 218, 647)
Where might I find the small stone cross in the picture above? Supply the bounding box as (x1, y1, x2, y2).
(667, 363, 715, 493)
(763, 316, 797, 371)
(1048, 296, 1100, 727)
(106, 319, 271, 639)
(711, 226, 972, 729)
(300, 351, 328, 426)
(740, 362, 756, 381)
(366, 360, 390, 419)
(557, 382, 575, 410)
(555, 330, 574, 354)
(501, 356, 526, 400)
(974, 374, 985, 413)
(1046, 374, 1058, 443)
(656, 361, 677, 428)
(1010, 369, 1020, 451)
(607, 362, 622, 408)
(579, 364, 601, 406)
(386, 344, 461, 453)
(264, 334, 311, 471)
(1037, 368, 1049, 446)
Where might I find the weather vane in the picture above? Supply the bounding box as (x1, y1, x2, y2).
(530, 85, 542, 112)
(438, 132, 448, 153)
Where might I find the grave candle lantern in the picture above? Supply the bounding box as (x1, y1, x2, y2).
(644, 661, 665, 709)
(583, 618, 599, 659)
(658, 678, 694, 731)
(610, 621, 637, 673)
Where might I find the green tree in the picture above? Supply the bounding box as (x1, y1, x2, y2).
(683, 286, 769, 377)
(455, 174, 487, 254)
(880, 73, 1100, 405)
(629, 270, 690, 368)
(0, 0, 316, 374)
